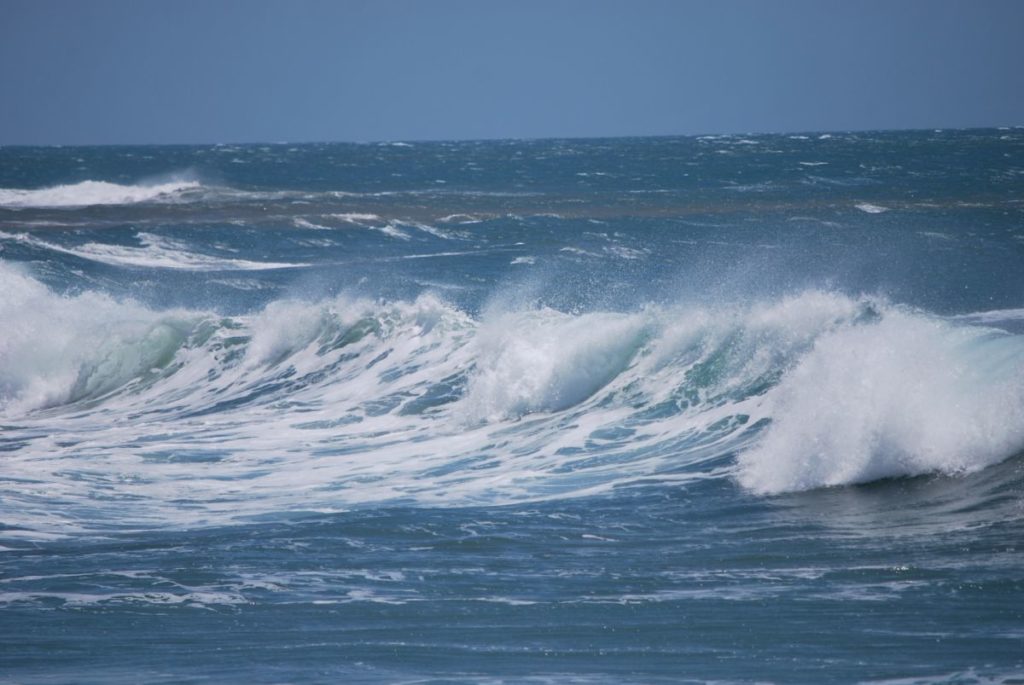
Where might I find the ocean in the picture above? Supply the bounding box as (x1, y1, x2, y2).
(1, 129, 1023, 684)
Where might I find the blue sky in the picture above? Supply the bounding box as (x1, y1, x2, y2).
(2, 0, 1023, 145)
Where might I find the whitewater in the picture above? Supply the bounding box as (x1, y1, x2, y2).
(2, 131, 1023, 684)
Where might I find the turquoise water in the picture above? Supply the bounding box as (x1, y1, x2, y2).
(1, 129, 1023, 683)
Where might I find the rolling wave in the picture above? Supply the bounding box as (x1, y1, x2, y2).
(0, 179, 203, 208)
(2, 263, 1023, 539)
(738, 310, 1024, 493)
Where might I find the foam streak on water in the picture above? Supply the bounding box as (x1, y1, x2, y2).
(0, 179, 202, 207)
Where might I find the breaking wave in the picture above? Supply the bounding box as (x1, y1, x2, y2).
(0, 179, 203, 208)
(2, 263, 1023, 537)
(737, 310, 1024, 493)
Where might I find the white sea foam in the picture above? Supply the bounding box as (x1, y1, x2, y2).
(0, 179, 201, 208)
(375, 224, 411, 240)
(0, 264, 200, 412)
(738, 311, 1024, 493)
(326, 213, 411, 239)
(855, 203, 890, 214)
(1, 266, 1023, 538)
(438, 214, 483, 224)
(397, 250, 481, 260)
(954, 307, 1024, 324)
(723, 182, 774, 193)
(0, 232, 307, 271)
(464, 309, 649, 422)
(559, 246, 602, 258)
(330, 213, 384, 224)
(402, 221, 458, 240)
(605, 245, 649, 260)
(292, 217, 330, 230)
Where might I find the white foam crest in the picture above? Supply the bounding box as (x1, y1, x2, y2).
(438, 213, 483, 224)
(329, 212, 384, 225)
(636, 290, 868, 406)
(463, 308, 650, 422)
(376, 224, 411, 240)
(399, 221, 458, 240)
(0, 276, 704, 536)
(953, 307, 1024, 325)
(739, 310, 1024, 493)
(0, 179, 201, 208)
(0, 263, 202, 412)
(326, 213, 412, 239)
(0, 232, 307, 270)
(246, 299, 343, 366)
(3, 273, 1024, 539)
(292, 217, 330, 230)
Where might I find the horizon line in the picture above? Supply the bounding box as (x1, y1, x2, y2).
(2, 123, 1022, 149)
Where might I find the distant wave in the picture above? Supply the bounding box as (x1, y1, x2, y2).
(855, 202, 890, 214)
(0, 179, 576, 211)
(0, 231, 308, 271)
(0, 179, 202, 208)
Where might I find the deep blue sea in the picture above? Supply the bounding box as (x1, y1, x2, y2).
(1, 129, 1024, 684)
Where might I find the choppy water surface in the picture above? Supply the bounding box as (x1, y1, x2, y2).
(2, 130, 1023, 683)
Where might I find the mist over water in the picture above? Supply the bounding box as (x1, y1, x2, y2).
(2, 130, 1024, 684)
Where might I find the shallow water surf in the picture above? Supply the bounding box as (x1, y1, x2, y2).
(2, 130, 1024, 683)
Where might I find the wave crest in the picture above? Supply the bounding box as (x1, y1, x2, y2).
(0, 179, 202, 208)
(737, 311, 1024, 493)
(0, 231, 307, 271)
(0, 264, 202, 411)
(2, 264, 1024, 537)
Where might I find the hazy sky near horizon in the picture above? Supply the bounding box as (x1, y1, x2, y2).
(2, 0, 1023, 145)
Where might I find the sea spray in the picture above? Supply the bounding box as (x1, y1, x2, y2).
(738, 311, 1024, 493)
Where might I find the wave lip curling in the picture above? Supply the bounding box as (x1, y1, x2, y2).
(737, 310, 1024, 494)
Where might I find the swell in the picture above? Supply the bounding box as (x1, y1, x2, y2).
(2, 263, 1024, 537)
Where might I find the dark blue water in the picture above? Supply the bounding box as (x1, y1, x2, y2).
(2, 129, 1023, 683)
